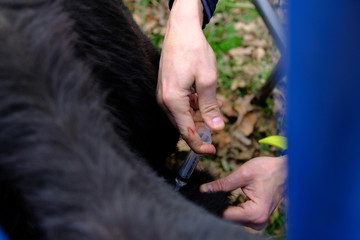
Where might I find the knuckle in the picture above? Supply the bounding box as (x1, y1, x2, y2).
(197, 76, 217, 89)
(252, 215, 268, 226)
(238, 167, 253, 180)
(156, 92, 163, 105)
(188, 139, 202, 151)
(162, 92, 176, 108)
(202, 67, 217, 78)
(191, 145, 203, 155)
(251, 208, 269, 225)
(201, 103, 219, 115)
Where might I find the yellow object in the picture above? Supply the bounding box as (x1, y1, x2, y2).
(259, 136, 287, 150)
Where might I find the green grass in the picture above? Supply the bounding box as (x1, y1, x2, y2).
(150, 33, 165, 51)
(263, 204, 286, 238)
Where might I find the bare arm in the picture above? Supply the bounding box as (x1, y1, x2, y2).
(157, 0, 224, 154)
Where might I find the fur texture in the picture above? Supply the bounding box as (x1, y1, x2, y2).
(60, 0, 232, 216)
(0, 1, 264, 239)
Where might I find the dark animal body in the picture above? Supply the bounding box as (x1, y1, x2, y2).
(0, 0, 263, 239)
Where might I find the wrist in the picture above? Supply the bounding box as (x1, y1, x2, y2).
(169, 0, 204, 27)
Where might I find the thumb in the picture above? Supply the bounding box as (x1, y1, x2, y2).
(200, 167, 253, 193)
(200, 177, 233, 193)
(223, 202, 268, 230)
(196, 79, 224, 131)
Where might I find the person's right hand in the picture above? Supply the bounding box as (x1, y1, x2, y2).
(200, 156, 287, 230)
(157, 0, 224, 154)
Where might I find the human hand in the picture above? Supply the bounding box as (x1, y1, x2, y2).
(157, 0, 224, 155)
(200, 156, 287, 230)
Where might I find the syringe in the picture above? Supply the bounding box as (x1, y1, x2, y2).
(174, 125, 212, 191)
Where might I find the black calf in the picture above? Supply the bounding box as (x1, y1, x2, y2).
(0, 1, 263, 240)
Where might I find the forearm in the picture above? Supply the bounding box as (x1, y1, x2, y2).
(158, 0, 223, 154)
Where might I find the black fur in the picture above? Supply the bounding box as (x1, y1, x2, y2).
(0, 1, 264, 239)
(60, 0, 232, 216)
(62, 0, 180, 164)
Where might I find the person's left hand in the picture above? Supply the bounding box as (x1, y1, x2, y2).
(156, 0, 224, 155)
(200, 156, 287, 230)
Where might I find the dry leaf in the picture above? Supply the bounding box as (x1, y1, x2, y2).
(229, 47, 254, 56)
(216, 147, 228, 158)
(243, 34, 256, 42)
(253, 47, 266, 61)
(243, 39, 268, 48)
(212, 132, 231, 148)
(242, 64, 259, 76)
(229, 160, 239, 171)
(234, 22, 246, 31)
(143, 19, 157, 32)
(233, 148, 255, 161)
(230, 139, 248, 152)
(238, 111, 260, 136)
(132, 12, 142, 26)
(216, 94, 227, 103)
(232, 130, 252, 146)
(233, 94, 254, 121)
(231, 80, 246, 90)
(234, 21, 257, 32)
(230, 188, 245, 202)
(231, 55, 244, 66)
(177, 139, 190, 152)
(230, 80, 246, 91)
(221, 102, 238, 117)
(238, 80, 246, 88)
(230, 81, 238, 91)
(236, 57, 245, 66)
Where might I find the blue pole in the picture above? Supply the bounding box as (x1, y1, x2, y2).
(288, 1, 360, 239)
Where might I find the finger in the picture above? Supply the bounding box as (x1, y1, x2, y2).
(168, 99, 215, 155)
(191, 110, 204, 122)
(196, 77, 225, 131)
(190, 83, 196, 94)
(200, 167, 253, 192)
(185, 125, 216, 154)
(223, 202, 254, 222)
(189, 94, 199, 110)
(223, 203, 268, 230)
(190, 94, 222, 111)
(191, 101, 222, 123)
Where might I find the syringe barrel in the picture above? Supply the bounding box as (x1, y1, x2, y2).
(177, 125, 212, 181)
(198, 125, 212, 144)
(178, 150, 200, 180)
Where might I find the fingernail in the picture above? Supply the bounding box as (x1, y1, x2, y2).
(212, 117, 223, 127)
(200, 184, 213, 192)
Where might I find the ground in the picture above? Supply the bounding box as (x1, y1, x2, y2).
(124, 0, 286, 238)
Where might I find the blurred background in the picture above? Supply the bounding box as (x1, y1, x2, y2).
(124, 0, 286, 237)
